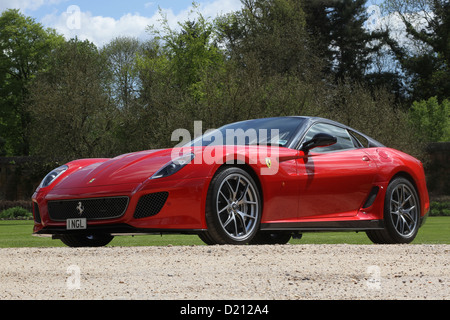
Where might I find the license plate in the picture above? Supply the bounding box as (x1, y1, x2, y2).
(66, 218, 87, 230)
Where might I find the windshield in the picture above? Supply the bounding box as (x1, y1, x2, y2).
(187, 117, 305, 147)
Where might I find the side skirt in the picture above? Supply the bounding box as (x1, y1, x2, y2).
(260, 220, 384, 232)
(33, 224, 206, 238)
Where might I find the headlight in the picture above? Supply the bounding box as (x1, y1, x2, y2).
(151, 153, 195, 179)
(38, 165, 68, 188)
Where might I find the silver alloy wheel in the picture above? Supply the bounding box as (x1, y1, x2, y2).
(389, 183, 418, 237)
(216, 173, 259, 241)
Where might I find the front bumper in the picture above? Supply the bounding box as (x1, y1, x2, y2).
(32, 176, 210, 236)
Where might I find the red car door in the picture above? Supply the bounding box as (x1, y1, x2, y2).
(296, 123, 378, 219)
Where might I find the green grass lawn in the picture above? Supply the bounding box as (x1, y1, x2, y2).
(0, 217, 449, 248)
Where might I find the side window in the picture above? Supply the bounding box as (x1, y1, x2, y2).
(302, 123, 355, 153)
(349, 130, 370, 148)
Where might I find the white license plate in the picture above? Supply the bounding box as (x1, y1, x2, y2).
(66, 218, 87, 230)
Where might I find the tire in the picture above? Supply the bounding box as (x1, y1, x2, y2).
(60, 234, 114, 247)
(197, 232, 216, 245)
(366, 177, 420, 244)
(249, 232, 292, 245)
(203, 167, 262, 245)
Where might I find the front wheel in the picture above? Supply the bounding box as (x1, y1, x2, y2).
(366, 177, 420, 244)
(60, 234, 114, 247)
(202, 167, 261, 245)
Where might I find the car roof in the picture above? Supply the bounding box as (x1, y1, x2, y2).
(217, 116, 385, 149)
(265, 116, 385, 149)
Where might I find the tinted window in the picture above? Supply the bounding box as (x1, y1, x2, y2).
(302, 123, 355, 153)
(349, 130, 370, 148)
(188, 117, 305, 147)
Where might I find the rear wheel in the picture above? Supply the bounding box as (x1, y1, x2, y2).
(366, 177, 420, 244)
(60, 234, 114, 247)
(202, 167, 261, 245)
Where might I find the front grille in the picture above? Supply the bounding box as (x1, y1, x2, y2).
(47, 197, 129, 221)
(133, 192, 168, 219)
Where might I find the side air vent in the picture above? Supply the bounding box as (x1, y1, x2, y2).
(362, 186, 379, 209)
(133, 192, 169, 219)
(33, 202, 41, 223)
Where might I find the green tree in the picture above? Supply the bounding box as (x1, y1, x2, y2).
(149, 7, 224, 96)
(329, 0, 385, 81)
(28, 38, 118, 161)
(409, 97, 450, 142)
(0, 9, 64, 156)
(101, 36, 142, 110)
(114, 38, 182, 152)
(132, 6, 231, 149)
(382, 0, 450, 101)
(323, 79, 419, 156)
(216, 0, 318, 78)
(302, 0, 386, 82)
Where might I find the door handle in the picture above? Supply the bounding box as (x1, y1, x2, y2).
(362, 156, 371, 161)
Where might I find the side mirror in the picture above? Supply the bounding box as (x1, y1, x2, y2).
(301, 133, 337, 152)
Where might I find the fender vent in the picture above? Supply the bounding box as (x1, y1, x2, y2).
(134, 192, 169, 219)
(362, 187, 379, 209)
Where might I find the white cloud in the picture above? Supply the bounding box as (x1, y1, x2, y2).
(194, 0, 243, 18)
(42, 9, 156, 47)
(41, 0, 243, 48)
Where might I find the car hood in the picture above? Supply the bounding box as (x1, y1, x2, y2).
(52, 145, 301, 190)
(54, 149, 175, 189)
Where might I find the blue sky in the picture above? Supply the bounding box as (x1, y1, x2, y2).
(22, 1, 197, 20)
(0, 0, 394, 48)
(0, 0, 244, 47)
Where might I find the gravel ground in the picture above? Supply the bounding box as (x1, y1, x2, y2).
(0, 244, 449, 300)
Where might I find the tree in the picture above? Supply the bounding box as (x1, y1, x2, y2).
(28, 38, 118, 161)
(0, 9, 64, 156)
(409, 97, 450, 142)
(101, 36, 142, 110)
(302, 0, 333, 74)
(115, 38, 183, 153)
(216, 0, 319, 78)
(316, 79, 419, 157)
(149, 7, 224, 95)
(302, 0, 386, 82)
(382, 0, 450, 101)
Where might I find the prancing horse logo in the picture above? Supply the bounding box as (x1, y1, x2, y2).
(76, 202, 84, 216)
(265, 157, 272, 169)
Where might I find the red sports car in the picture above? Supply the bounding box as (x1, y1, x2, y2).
(32, 117, 430, 246)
